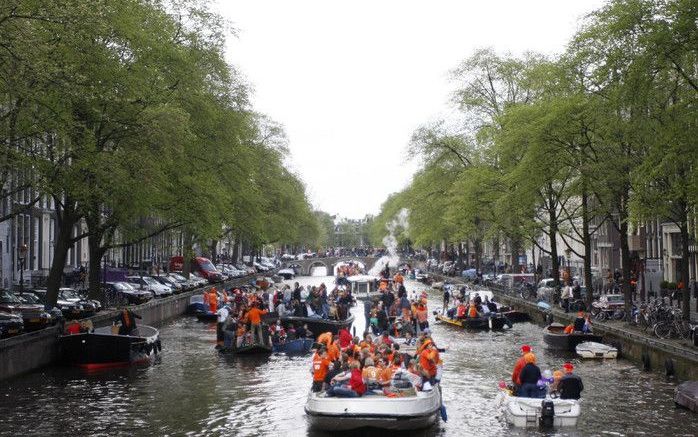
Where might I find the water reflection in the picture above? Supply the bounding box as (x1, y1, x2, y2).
(0, 276, 695, 437)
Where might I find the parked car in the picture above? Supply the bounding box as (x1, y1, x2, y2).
(189, 272, 209, 287)
(14, 292, 63, 325)
(125, 276, 173, 298)
(169, 256, 224, 283)
(281, 253, 296, 260)
(104, 282, 153, 305)
(152, 275, 183, 293)
(58, 288, 99, 315)
(536, 278, 558, 301)
(0, 290, 52, 331)
(167, 272, 195, 290)
(253, 261, 269, 272)
(0, 311, 23, 337)
(31, 288, 93, 319)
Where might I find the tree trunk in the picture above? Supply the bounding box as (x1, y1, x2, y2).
(619, 217, 633, 322)
(582, 190, 593, 309)
(548, 206, 560, 287)
(46, 200, 80, 307)
(680, 220, 691, 321)
(473, 239, 482, 273)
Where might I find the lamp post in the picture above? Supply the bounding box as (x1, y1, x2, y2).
(18, 243, 28, 295)
(565, 248, 572, 286)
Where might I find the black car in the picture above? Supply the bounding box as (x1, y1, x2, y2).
(14, 292, 64, 326)
(0, 290, 52, 331)
(104, 282, 153, 305)
(0, 311, 24, 338)
(31, 289, 94, 319)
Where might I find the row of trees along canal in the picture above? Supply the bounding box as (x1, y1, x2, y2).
(0, 0, 323, 307)
(371, 0, 698, 321)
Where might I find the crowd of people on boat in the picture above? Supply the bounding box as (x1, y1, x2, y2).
(311, 328, 442, 398)
(363, 281, 431, 337)
(507, 344, 584, 400)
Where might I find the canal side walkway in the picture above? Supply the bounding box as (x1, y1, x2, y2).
(427, 273, 698, 381)
(0, 274, 264, 382)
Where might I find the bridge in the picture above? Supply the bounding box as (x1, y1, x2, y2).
(283, 256, 383, 276)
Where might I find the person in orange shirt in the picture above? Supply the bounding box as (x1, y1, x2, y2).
(467, 303, 478, 318)
(246, 303, 268, 345)
(317, 332, 333, 349)
(208, 288, 218, 313)
(419, 343, 438, 382)
(311, 348, 331, 392)
(377, 358, 395, 387)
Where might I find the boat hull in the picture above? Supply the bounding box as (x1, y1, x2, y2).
(675, 381, 698, 412)
(575, 341, 618, 359)
(499, 393, 580, 428)
(219, 344, 272, 355)
(435, 314, 508, 330)
(305, 385, 441, 431)
(272, 338, 315, 354)
(543, 324, 602, 351)
(279, 314, 354, 336)
(195, 311, 218, 322)
(59, 325, 160, 369)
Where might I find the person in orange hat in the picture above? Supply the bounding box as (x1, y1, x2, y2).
(558, 362, 584, 400)
(518, 352, 543, 398)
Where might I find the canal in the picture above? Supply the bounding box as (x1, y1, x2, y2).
(0, 275, 696, 436)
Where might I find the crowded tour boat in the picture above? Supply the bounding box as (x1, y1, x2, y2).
(436, 288, 513, 331)
(498, 345, 583, 429)
(305, 328, 444, 431)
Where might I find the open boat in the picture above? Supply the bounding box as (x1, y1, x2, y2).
(59, 325, 161, 370)
(347, 275, 381, 301)
(306, 384, 442, 431)
(272, 338, 315, 354)
(195, 310, 218, 322)
(497, 391, 581, 428)
(575, 341, 618, 359)
(543, 323, 602, 351)
(435, 313, 509, 330)
(675, 381, 698, 413)
(279, 314, 355, 336)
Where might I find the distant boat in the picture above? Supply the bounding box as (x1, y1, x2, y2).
(278, 314, 355, 336)
(278, 268, 296, 280)
(59, 325, 161, 370)
(575, 341, 618, 359)
(543, 323, 602, 351)
(218, 343, 273, 355)
(435, 313, 510, 331)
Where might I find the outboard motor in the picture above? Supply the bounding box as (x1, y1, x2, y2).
(539, 400, 555, 430)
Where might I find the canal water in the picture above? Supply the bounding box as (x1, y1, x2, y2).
(1, 276, 696, 436)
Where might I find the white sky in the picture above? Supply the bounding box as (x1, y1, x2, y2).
(216, 0, 606, 219)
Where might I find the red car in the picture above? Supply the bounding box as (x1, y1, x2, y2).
(169, 256, 224, 283)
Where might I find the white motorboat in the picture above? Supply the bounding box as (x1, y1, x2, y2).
(347, 274, 381, 300)
(278, 268, 296, 280)
(498, 392, 581, 428)
(575, 341, 618, 359)
(305, 384, 442, 431)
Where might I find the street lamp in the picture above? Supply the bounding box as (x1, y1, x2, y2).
(18, 243, 28, 295)
(564, 248, 572, 285)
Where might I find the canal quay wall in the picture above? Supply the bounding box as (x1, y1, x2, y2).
(428, 273, 698, 381)
(0, 276, 257, 382)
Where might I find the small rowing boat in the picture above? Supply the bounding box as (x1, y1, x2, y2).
(59, 325, 161, 370)
(575, 341, 617, 359)
(497, 391, 581, 428)
(543, 323, 602, 351)
(278, 314, 355, 336)
(435, 314, 509, 330)
(675, 381, 698, 413)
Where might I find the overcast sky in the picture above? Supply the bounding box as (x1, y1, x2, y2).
(216, 0, 606, 219)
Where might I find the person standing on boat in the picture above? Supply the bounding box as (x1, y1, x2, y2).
(246, 302, 268, 345)
(442, 287, 450, 314)
(311, 347, 331, 393)
(216, 305, 230, 347)
(557, 362, 584, 400)
(512, 345, 532, 388)
(115, 308, 141, 336)
(517, 353, 544, 398)
(208, 288, 218, 314)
